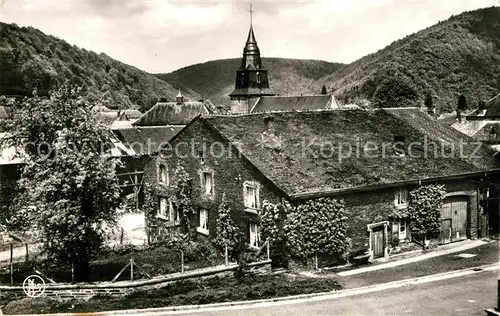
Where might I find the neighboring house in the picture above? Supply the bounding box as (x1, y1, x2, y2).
(132, 91, 211, 127)
(143, 108, 500, 259)
(451, 93, 500, 150)
(249, 94, 346, 113)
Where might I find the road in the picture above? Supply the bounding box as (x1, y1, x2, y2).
(153, 270, 497, 316)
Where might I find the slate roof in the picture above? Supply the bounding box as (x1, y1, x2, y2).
(133, 101, 210, 126)
(250, 95, 341, 113)
(114, 126, 184, 155)
(201, 108, 499, 196)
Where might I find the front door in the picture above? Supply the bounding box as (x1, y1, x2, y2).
(371, 226, 385, 258)
(441, 196, 469, 244)
(441, 219, 451, 244)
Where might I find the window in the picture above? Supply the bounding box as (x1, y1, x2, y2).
(158, 164, 168, 185)
(202, 172, 214, 197)
(249, 222, 260, 248)
(399, 220, 407, 240)
(256, 72, 261, 83)
(244, 182, 259, 210)
(197, 209, 209, 235)
(394, 188, 408, 207)
(158, 198, 179, 223)
(159, 197, 168, 218)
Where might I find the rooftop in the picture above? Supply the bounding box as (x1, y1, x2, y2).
(202, 108, 499, 196)
(133, 101, 210, 126)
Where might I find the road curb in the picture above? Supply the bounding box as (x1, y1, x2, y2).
(12, 263, 499, 316)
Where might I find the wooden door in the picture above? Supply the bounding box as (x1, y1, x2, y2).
(451, 198, 467, 241)
(371, 226, 385, 258)
(441, 219, 452, 244)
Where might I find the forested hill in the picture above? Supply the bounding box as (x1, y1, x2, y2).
(317, 6, 500, 113)
(0, 22, 198, 111)
(157, 58, 343, 106)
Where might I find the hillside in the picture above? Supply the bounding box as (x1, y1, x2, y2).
(318, 6, 500, 113)
(0, 22, 198, 111)
(157, 58, 343, 106)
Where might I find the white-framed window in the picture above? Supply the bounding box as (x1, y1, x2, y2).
(244, 182, 259, 210)
(202, 172, 214, 197)
(399, 219, 407, 240)
(249, 222, 260, 248)
(197, 209, 209, 235)
(158, 197, 179, 223)
(159, 197, 168, 218)
(158, 164, 168, 185)
(256, 72, 261, 83)
(394, 188, 408, 208)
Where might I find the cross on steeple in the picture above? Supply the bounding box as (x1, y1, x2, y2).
(248, 4, 254, 26)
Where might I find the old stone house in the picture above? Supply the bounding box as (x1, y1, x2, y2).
(143, 108, 500, 259)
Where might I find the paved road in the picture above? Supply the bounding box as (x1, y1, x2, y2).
(154, 270, 497, 316)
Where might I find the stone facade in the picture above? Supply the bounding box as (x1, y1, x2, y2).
(144, 119, 285, 243)
(142, 116, 494, 259)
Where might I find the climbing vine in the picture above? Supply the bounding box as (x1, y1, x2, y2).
(173, 164, 195, 234)
(286, 197, 349, 261)
(407, 184, 446, 241)
(213, 193, 241, 253)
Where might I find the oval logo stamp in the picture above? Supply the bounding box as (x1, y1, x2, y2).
(22, 275, 46, 298)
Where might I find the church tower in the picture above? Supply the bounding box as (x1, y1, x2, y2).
(229, 5, 275, 113)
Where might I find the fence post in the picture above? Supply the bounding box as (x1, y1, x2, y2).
(130, 258, 134, 281)
(225, 245, 228, 266)
(9, 243, 13, 286)
(25, 243, 28, 263)
(71, 263, 75, 284)
(181, 251, 184, 274)
(314, 252, 318, 270)
(266, 239, 270, 260)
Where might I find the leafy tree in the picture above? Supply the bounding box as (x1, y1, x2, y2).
(320, 85, 328, 95)
(407, 184, 446, 245)
(457, 94, 467, 111)
(213, 193, 241, 255)
(286, 198, 349, 264)
(5, 84, 121, 282)
(372, 75, 420, 108)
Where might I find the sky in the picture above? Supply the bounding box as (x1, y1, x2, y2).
(1, 0, 499, 73)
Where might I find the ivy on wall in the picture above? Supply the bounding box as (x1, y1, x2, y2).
(213, 193, 241, 253)
(407, 184, 446, 241)
(260, 197, 350, 264)
(287, 197, 349, 261)
(173, 164, 195, 235)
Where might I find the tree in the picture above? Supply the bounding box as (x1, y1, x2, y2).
(372, 75, 420, 108)
(261, 200, 289, 267)
(213, 193, 241, 255)
(320, 85, 328, 95)
(457, 94, 467, 111)
(407, 184, 446, 246)
(6, 84, 121, 282)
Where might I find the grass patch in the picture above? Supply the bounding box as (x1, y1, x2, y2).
(2, 274, 342, 314)
(0, 239, 224, 284)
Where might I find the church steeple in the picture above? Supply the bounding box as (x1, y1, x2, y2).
(229, 4, 275, 113)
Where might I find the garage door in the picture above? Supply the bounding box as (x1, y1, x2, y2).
(440, 196, 468, 244)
